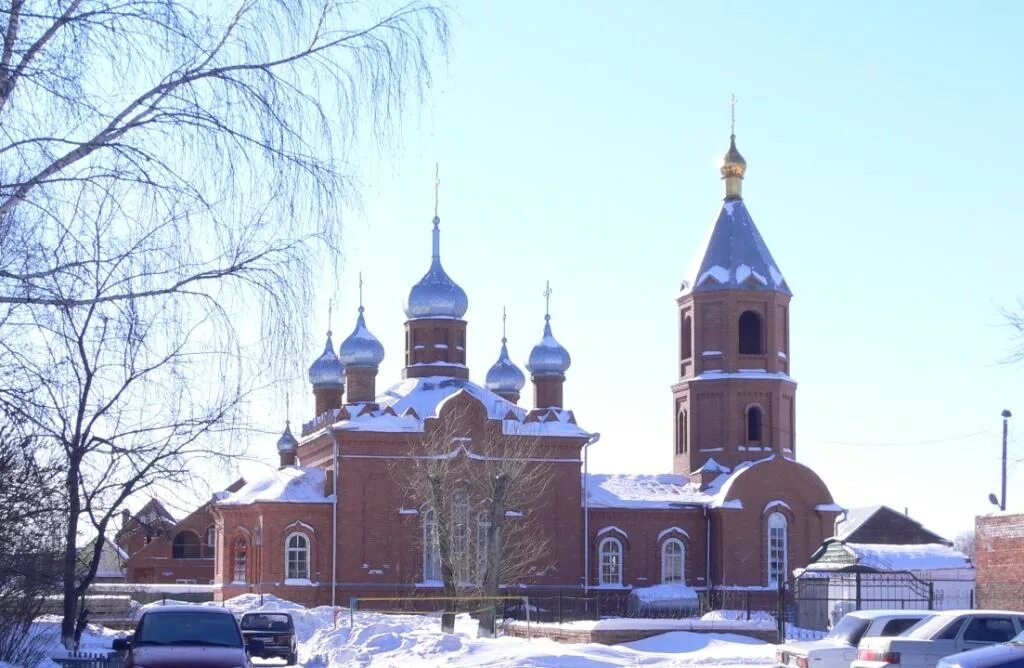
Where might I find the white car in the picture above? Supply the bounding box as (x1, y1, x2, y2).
(852, 610, 1024, 668)
(776, 609, 930, 668)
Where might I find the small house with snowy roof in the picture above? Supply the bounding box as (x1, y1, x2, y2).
(801, 505, 975, 617)
(201, 132, 842, 608)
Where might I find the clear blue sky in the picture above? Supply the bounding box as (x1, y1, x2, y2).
(236, 1, 1024, 542)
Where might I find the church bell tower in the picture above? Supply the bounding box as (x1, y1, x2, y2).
(672, 129, 797, 476)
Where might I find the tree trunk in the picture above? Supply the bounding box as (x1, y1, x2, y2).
(61, 455, 81, 649)
(478, 474, 510, 638)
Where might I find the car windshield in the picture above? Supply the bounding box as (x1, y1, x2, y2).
(1011, 630, 1024, 645)
(826, 616, 871, 644)
(905, 615, 961, 640)
(241, 613, 293, 632)
(137, 611, 242, 648)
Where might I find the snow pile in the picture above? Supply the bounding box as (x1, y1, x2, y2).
(22, 594, 783, 667)
(701, 609, 777, 629)
(629, 583, 700, 616)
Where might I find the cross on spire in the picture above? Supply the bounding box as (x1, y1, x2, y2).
(285, 392, 291, 426)
(434, 163, 440, 218)
(327, 298, 333, 336)
(502, 306, 507, 341)
(543, 280, 552, 318)
(730, 94, 737, 136)
(358, 271, 364, 311)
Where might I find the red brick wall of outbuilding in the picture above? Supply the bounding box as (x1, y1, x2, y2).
(975, 513, 1024, 609)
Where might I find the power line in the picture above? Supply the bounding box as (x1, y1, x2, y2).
(806, 430, 990, 448)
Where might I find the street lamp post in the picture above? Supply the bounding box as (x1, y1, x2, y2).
(989, 410, 1012, 512)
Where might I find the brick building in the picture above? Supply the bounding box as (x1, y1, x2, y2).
(205, 133, 841, 606)
(975, 512, 1024, 609)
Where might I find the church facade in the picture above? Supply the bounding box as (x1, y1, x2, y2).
(202, 134, 841, 606)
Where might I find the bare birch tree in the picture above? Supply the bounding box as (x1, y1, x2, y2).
(397, 399, 556, 633)
(0, 0, 448, 647)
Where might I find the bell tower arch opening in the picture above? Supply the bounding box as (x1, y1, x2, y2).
(738, 311, 763, 355)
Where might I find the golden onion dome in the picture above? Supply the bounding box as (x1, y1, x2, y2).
(720, 134, 746, 179)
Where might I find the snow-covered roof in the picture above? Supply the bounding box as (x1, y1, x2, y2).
(834, 505, 884, 539)
(586, 455, 793, 510)
(587, 474, 713, 509)
(304, 376, 590, 439)
(215, 467, 332, 506)
(682, 199, 790, 296)
(808, 541, 973, 572)
(844, 543, 972, 571)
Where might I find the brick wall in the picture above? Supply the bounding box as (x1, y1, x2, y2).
(975, 513, 1024, 609)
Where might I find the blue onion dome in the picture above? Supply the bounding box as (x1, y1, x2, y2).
(276, 421, 298, 453)
(308, 331, 345, 388)
(404, 216, 469, 319)
(338, 306, 385, 368)
(527, 315, 571, 376)
(485, 337, 526, 393)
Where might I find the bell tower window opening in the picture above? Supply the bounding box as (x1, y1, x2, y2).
(680, 315, 692, 361)
(676, 409, 688, 454)
(739, 311, 763, 354)
(746, 405, 763, 443)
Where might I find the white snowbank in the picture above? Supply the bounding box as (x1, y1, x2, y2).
(22, 594, 781, 668)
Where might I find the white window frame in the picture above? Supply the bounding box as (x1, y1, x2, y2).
(476, 511, 491, 584)
(768, 512, 788, 587)
(232, 537, 247, 584)
(423, 510, 440, 582)
(661, 538, 685, 584)
(285, 532, 310, 581)
(452, 489, 470, 583)
(598, 537, 623, 586)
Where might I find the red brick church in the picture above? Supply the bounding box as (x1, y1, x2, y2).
(124, 133, 841, 604)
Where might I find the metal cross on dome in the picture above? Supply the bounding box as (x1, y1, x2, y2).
(434, 163, 440, 218)
(327, 298, 333, 336)
(502, 306, 507, 341)
(543, 280, 552, 317)
(358, 271, 364, 310)
(731, 94, 737, 135)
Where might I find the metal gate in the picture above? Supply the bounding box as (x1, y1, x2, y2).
(778, 571, 935, 637)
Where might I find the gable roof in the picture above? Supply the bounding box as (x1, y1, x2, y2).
(835, 505, 950, 545)
(806, 539, 972, 573)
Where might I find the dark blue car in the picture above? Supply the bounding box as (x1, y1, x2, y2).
(938, 630, 1024, 668)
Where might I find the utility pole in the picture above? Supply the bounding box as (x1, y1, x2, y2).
(1001, 410, 1011, 511)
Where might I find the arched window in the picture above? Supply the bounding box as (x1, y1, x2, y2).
(662, 539, 685, 584)
(747, 405, 763, 442)
(423, 510, 440, 582)
(172, 531, 200, 559)
(598, 537, 623, 586)
(738, 311, 763, 354)
(285, 533, 310, 580)
(476, 511, 491, 583)
(768, 513, 788, 587)
(232, 537, 248, 584)
(204, 525, 216, 559)
(680, 315, 692, 361)
(676, 409, 688, 454)
(453, 489, 470, 582)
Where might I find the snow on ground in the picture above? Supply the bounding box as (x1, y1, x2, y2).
(17, 595, 779, 668)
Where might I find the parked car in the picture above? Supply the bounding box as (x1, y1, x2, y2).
(113, 605, 259, 668)
(776, 609, 931, 668)
(937, 628, 1024, 668)
(240, 611, 298, 665)
(852, 610, 1024, 668)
